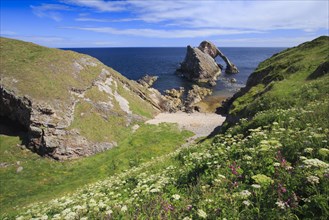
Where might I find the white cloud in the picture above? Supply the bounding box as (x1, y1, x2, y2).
(214, 36, 323, 47)
(127, 0, 329, 31)
(62, 0, 328, 32)
(75, 17, 140, 22)
(61, 0, 126, 12)
(1, 30, 17, 36)
(31, 4, 71, 21)
(63, 26, 263, 38)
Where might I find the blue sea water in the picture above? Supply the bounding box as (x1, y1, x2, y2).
(64, 47, 285, 97)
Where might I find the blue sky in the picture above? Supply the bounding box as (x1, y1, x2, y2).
(1, 0, 328, 47)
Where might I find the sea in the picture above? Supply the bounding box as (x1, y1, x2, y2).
(63, 47, 285, 98)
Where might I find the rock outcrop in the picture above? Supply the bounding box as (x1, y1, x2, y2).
(178, 45, 221, 85)
(138, 74, 158, 88)
(0, 37, 159, 160)
(178, 41, 239, 85)
(152, 86, 212, 113)
(198, 41, 239, 74)
(162, 87, 185, 112)
(185, 85, 212, 112)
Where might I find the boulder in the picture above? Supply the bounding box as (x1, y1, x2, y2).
(161, 87, 185, 112)
(185, 85, 212, 112)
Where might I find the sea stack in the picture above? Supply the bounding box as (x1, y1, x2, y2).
(178, 40, 239, 86)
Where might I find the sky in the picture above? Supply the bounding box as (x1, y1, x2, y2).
(0, 0, 328, 48)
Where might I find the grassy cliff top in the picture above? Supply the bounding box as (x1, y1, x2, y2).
(1, 37, 101, 102)
(228, 36, 329, 119)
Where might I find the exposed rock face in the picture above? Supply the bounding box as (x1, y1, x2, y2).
(198, 41, 239, 74)
(153, 86, 212, 113)
(307, 61, 329, 80)
(0, 88, 32, 129)
(179, 45, 220, 85)
(178, 41, 239, 85)
(0, 37, 159, 160)
(138, 75, 158, 88)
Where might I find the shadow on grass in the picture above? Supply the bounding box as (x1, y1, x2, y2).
(0, 116, 29, 146)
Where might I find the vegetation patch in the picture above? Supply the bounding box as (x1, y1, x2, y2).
(0, 124, 192, 216)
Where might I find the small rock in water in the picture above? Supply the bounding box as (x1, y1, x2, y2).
(230, 78, 237, 83)
(16, 166, 23, 173)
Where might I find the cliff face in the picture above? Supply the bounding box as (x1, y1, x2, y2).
(0, 37, 159, 160)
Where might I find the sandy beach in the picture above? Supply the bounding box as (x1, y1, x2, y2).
(146, 111, 226, 138)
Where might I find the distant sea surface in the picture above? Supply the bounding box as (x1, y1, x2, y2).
(63, 47, 285, 97)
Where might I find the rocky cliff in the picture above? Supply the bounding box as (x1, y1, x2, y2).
(178, 41, 238, 86)
(0, 37, 160, 160)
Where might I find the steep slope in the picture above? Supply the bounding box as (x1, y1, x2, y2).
(2, 36, 329, 219)
(0, 37, 159, 160)
(220, 36, 329, 125)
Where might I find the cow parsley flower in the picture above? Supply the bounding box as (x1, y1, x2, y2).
(121, 205, 128, 213)
(197, 209, 207, 219)
(243, 200, 251, 206)
(307, 175, 320, 184)
(240, 190, 251, 198)
(275, 200, 286, 210)
(251, 184, 261, 189)
(303, 158, 329, 168)
(172, 194, 181, 200)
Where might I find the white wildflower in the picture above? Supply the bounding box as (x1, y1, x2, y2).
(121, 205, 128, 213)
(251, 184, 261, 189)
(299, 156, 307, 160)
(240, 190, 251, 198)
(307, 175, 320, 184)
(218, 174, 226, 179)
(150, 188, 160, 193)
(106, 210, 113, 215)
(243, 200, 251, 207)
(183, 217, 192, 220)
(172, 194, 181, 200)
(243, 155, 253, 161)
(304, 148, 313, 153)
(197, 209, 207, 219)
(273, 162, 281, 167)
(64, 212, 76, 220)
(303, 158, 329, 168)
(40, 215, 48, 220)
(275, 200, 286, 210)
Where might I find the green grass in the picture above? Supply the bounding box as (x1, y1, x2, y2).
(0, 37, 100, 103)
(0, 123, 193, 215)
(1, 36, 328, 219)
(68, 100, 132, 142)
(227, 36, 329, 121)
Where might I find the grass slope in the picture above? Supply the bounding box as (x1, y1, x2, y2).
(0, 124, 192, 216)
(1, 36, 329, 219)
(0, 37, 157, 145)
